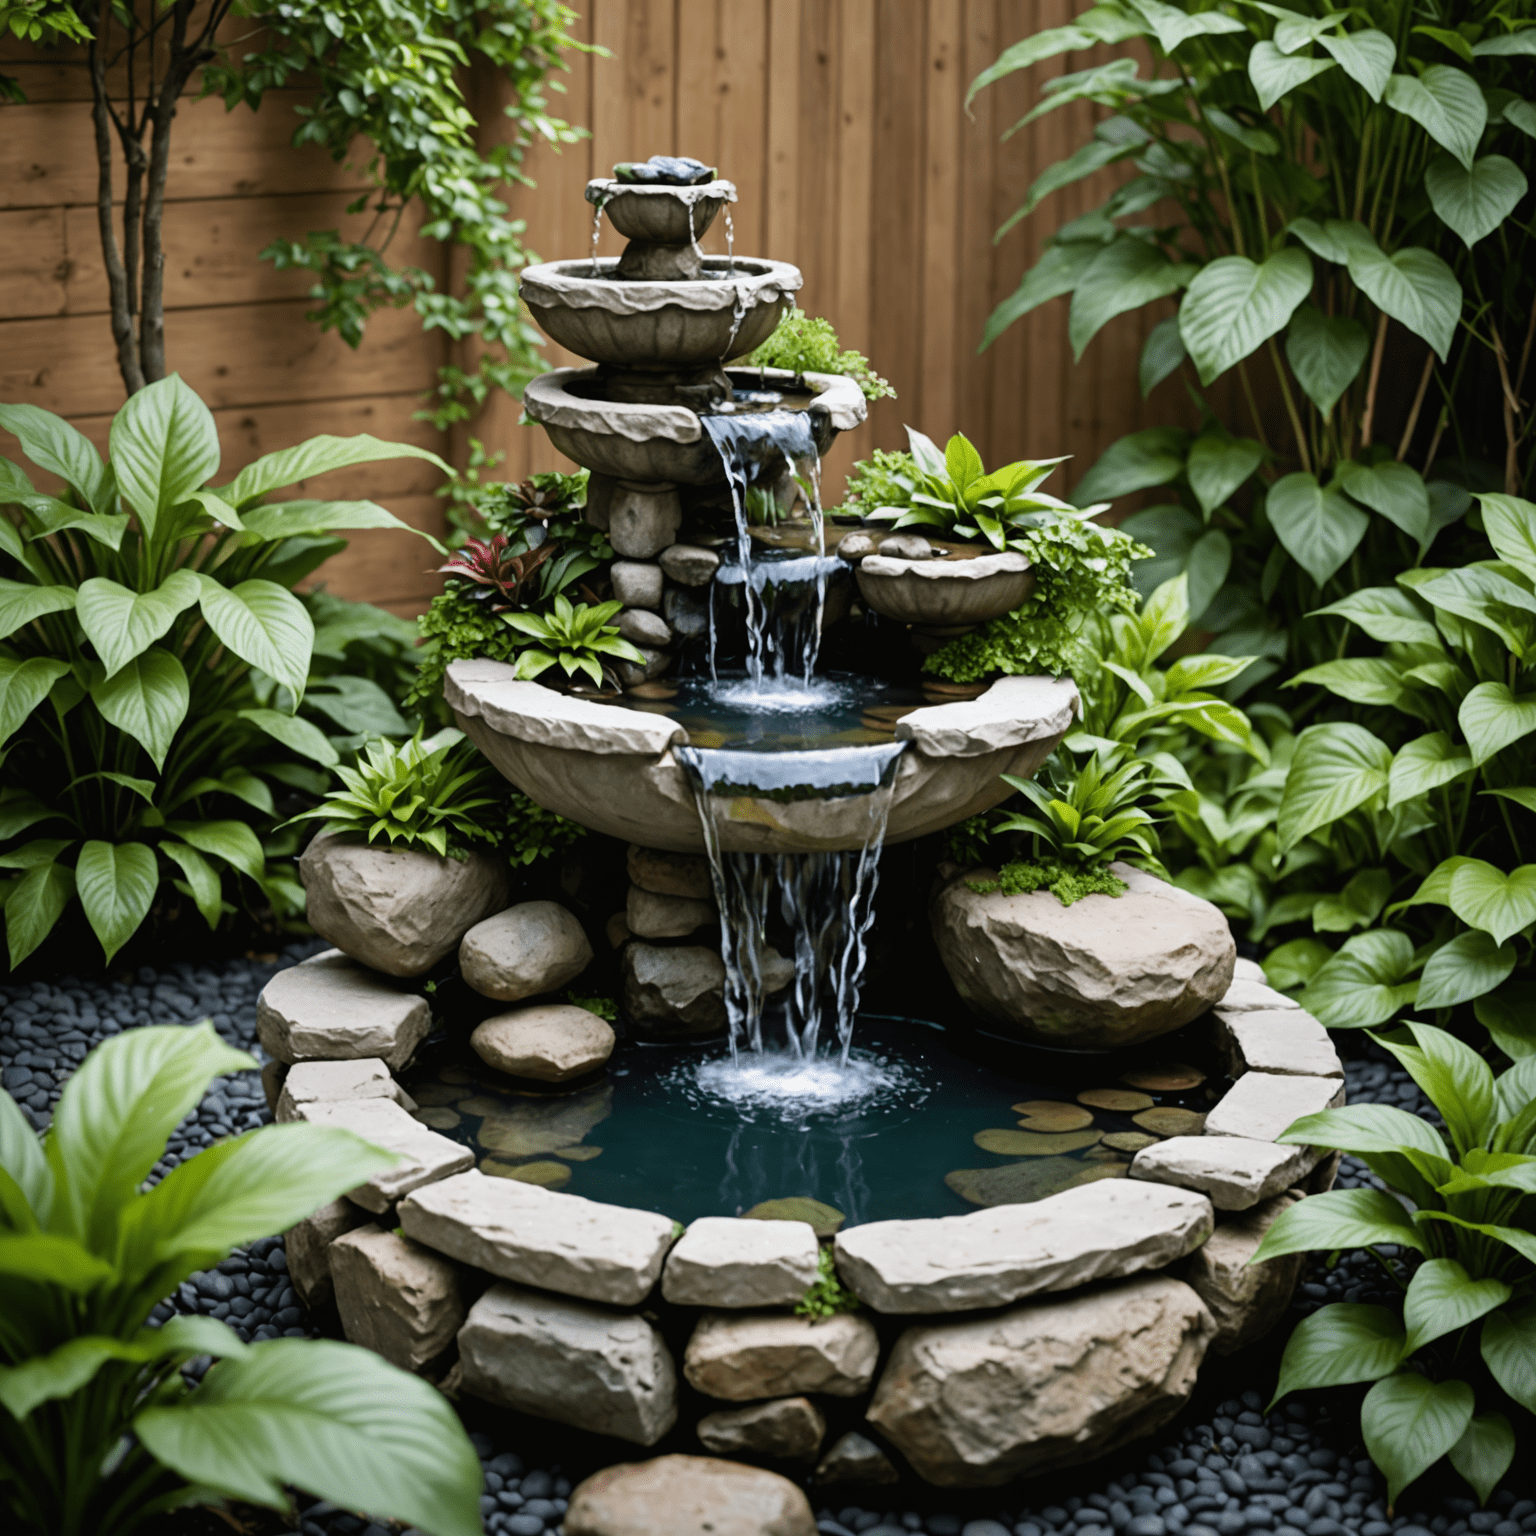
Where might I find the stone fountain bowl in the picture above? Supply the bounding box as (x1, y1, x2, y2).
(856, 548, 1035, 628)
(585, 176, 735, 244)
(520, 257, 800, 371)
(445, 659, 1080, 855)
(523, 365, 867, 485)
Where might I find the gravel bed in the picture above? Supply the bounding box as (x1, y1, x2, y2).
(0, 961, 1513, 1536)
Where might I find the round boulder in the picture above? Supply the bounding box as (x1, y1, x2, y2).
(931, 862, 1234, 1049)
(460, 901, 594, 1002)
(565, 1454, 816, 1536)
(299, 834, 509, 978)
(470, 1003, 615, 1082)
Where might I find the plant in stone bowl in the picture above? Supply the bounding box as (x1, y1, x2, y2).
(1254, 1022, 1536, 1508)
(502, 594, 646, 689)
(741, 311, 895, 401)
(0, 1023, 481, 1536)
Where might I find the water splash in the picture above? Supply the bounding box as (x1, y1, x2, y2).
(724, 206, 735, 274)
(713, 555, 843, 687)
(589, 195, 606, 276)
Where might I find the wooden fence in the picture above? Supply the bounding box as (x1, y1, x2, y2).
(1, 1, 1200, 616)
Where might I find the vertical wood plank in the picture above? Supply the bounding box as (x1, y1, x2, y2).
(765, 0, 803, 274)
(920, 0, 964, 445)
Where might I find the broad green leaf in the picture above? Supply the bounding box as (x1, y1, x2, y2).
(1131, 0, 1244, 53)
(1267, 473, 1370, 588)
(47, 1022, 254, 1247)
(1286, 304, 1370, 416)
(175, 771, 275, 817)
(89, 647, 189, 772)
(182, 487, 244, 531)
(136, 1338, 482, 1536)
(1336, 460, 1431, 543)
(108, 374, 219, 539)
(67, 770, 157, 806)
(1271, 1304, 1406, 1405)
(1163, 651, 1254, 694)
(0, 655, 70, 745)
(1404, 1259, 1513, 1354)
(194, 575, 313, 700)
(1442, 860, 1536, 947)
(1287, 658, 1407, 708)
(1301, 929, 1418, 1028)
(1346, 239, 1462, 362)
(1389, 734, 1474, 807)
(1416, 931, 1515, 1010)
(1427, 154, 1528, 248)
(0, 403, 115, 515)
(1476, 493, 1536, 582)
(1449, 1413, 1515, 1507)
(1413, 564, 1536, 658)
(1314, 868, 1391, 932)
(966, 12, 1145, 107)
(165, 819, 266, 883)
(219, 434, 449, 510)
(945, 433, 985, 492)
(1318, 28, 1394, 100)
(237, 708, 339, 767)
(241, 499, 444, 555)
(0, 1082, 52, 1222)
(1475, 31, 1536, 57)
(1507, 99, 1536, 140)
(0, 579, 76, 641)
(161, 840, 224, 930)
(1187, 427, 1263, 518)
(75, 840, 159, 965)
(1458, 683, 1536, 763)
(999, 137, 1141, 236)
(1362, 1373, 1474, 1507)
(1139, 315, 1186, 395)
(1376, 1020, 1496, 1154)
(1073, 427, 1190, 504)
(981, 241, 1102, 350)
(304, 675, 409, 737)
(1280, 1103, 1451, 1163)
(1475, 980, 1536, 1060)
(0, 836, 74, 871)
(75, 571, 201, 678)
(1312, 586, 1439, 646)
(1203, 105, 1278, 155)
(1383, 66, 1487, 170)
(1179, 248, 1312, 386)
(1482, 1303, 1536, 1413)
(2, 859, 75, 969)
(1279, 722, 1391, 850)
(1249, 40, 1336, 111)
(1264, 936, 1334, 992)
(1414, 24, 1474, 64)
(1254, 1187, 1426, 1261)
(20, 495, 130, 551)
(1068, 239, 1196, 360)
(1288, 215, 1376, 266)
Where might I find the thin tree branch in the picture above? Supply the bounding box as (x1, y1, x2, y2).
(90, 0, 145, 395)
(1516, 295, 1536, 403)
(1267, 337, 1311, 475)
(1359, 311, 1389, 451)
(1396, 348, 1436, 463)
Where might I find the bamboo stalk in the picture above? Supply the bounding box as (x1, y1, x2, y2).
(1396, 349, 1436, 463)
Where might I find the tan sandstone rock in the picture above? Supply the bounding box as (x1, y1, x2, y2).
(294, 1097, 474, 1214)
(460, 901, 594, 1002)
(285, 1196, 370, 1308)
(275, 1056, 414, 1122)
(470, 1003, 615, 1082)
(1129, 1134, 1319, 1211)
(330, 1224, 464, 1374)
(565, 1455, 815, 1536)
(1185, 1193, 1306, 1355)
(626, 884, 715, 940)
(256, 951, 430, 1069)
(299, 834, 509, 977)
(1204, 1072, 1346, 1143)
(931, 863, 1235, 1049)
(867, 1274, 1216, 1486)
(662, 1216, 820, 1309)
(682, 1311, 879, 1401)
(697, 1396, 826, 1462)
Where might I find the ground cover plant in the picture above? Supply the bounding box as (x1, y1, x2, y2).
(741, 311, 897, 401)
(0, 375, 446, 967)
(0, 1022, 481, 1536)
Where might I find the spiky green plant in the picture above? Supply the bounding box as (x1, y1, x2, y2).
(502, 595, 646, 689)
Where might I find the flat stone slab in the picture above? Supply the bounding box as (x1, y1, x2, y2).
(1204, 1072, 1346, 1143)
(565, 1454, 816, 1536)
(458, 1281, 677, 1447)
(662, 1217, 820, 1309)
(832, 1177, 1213, 1314)
(470, 1003, 615, 1082)
(696, 1396, 826, 1463)
(1185, 1194, 1305, 1356)
(330, 1223, 464, 1374)
(683, 1311, 879, 1400)
(399, 1169, 677, 1306)
(1214, 1008, 1342, 1079)
(275, 1057, 413, 1123)
(294, 1098, 473, 1214)
(1215, 977, 1302, 1012)
(1231, 957, 1268, 984)
(866, 1274, 1215, 1486)
(256, 950, 430, 1069)
(1129, 1135, 1320, 1211)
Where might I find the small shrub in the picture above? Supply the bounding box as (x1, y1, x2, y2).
(742, 312, 895, 401)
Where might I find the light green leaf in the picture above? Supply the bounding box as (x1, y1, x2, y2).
(1384, 65, 1488, 170)
(1280, 1103, 1452, 1163)
(1336, 460, 1431, 543)
(182, 487, 244, 531)
(1267, 473, 1370, 588)
(240, 499, 444, 555)
(1506, 99, 1536, 140)
(0, 579, 76, 641)
(1249, 40, 1336, 111)
(1475, 31, 1536, 57)
(1286, 304, 1371, 416)
(1312, 586, 1439, 646)
(165, 819, 266, 883)
(1288, 215, 1375, 266)
(1279, 722, 1391, 850)
(0, 1231, 113, 1290)
(1460, 682, 1536, 763)
(219, 435, 449, 510)
(136, 1338, 482, 1536)
(0, 655, 71, 746)
(1314, 868, 1391, 933)
(160, 840, 224, 930)
(1481, 1303, 1536, 1413)
(1131, 0, 1244, 54)
(1377, 1019, 1497, 1155)
(237, 708, 339, 767)
(108, 374, 219, 539)
(20, 495, 130, 551)
(1363, 1373, 1474, 1507)
(1139, 315, 1186, 395)
(999, 136, 1141, 236)
(0, 1078, 52, 1222)
(1270, 1305, 1407, 1406)
(75, 570, 202, 678)
(75, 840, 159, 965)
(67, 770, 157, 806)
(1449, 1413, 1515, 1507)
(966, 12, 1147, 108)
(1443, 861, 1536, 947)
(0, 403, 115, 515)
(1476, 493, 1536, 582)
(981, 241, 1102, 350)
(1318, 28, 1394, 101)
(1264, 936, 1334, 992)
(1187, 427, 1263, 518)
(305, 675, 409, 737)
(1389, 734, 1473, 807)
(1416, 931, 1515, 1010)
(1069, 239, 1197, 361)
(89, 647, 189, 772)
(1163, 651, 1254, 694)
(3, 859, 75, 969)
(1426, 154, 1529, 248)
(1346, 239, 1462, 362)
(1403, 1259, 1512, 1355)
(194, 575, 313, 700)
(1073, 427, 1191, 504)
(1301, 929, 1419, 1027)
(1179, 248, 1313, 386)
(1287, 658, 1407, 707)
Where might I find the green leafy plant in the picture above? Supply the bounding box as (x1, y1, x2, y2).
(503, 594, 646, 689)
(0, 1023, 481, 1536)
(404, 584, 526, 717)
(1255, 1022, 1536, 1509)
(566, 992, 617, 1021)
(0, 376, 446, 968)
(839, 449, 920, 519)
(742, 311, 896, 401)
(794, 1248, 862, 1320)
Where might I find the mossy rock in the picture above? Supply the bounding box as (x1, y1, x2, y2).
(1121, 1063, 1207, 1092)
(1078, 1087, 1154, 1112)
(1013, 1101, 1096, 1132)
(1132, 1106, 1207, 1136)
(482, 1158, 571, 1189)
(742, 1196, 845, 1237)
(973, 1127, 1103, 1156)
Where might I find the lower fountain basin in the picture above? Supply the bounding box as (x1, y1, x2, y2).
(446, 659, 1079, 854)
(522, 366, 867, 485)
(857, 548, 1035, 628)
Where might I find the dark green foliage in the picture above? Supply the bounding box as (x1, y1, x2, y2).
(403, 585, 524, 716)
(794, 1248, 862, 1320)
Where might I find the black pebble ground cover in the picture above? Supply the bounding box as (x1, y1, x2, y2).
(3, 956, 1532, 1536)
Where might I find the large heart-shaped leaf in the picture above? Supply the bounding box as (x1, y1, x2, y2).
(1187, 426, 1264, 518)
(1426, 153, 1529, 248)
(1481, 1303, 1536, 1413)
(1270, 1304, 1406, 1405)
(1416, 930, 1516, 1010)
(218, 434, 449, 510)
(0, 656, 71, 746)
(1073, 427, 1190, 504)
(1459, 682, 1536, 763)
(237, 708, 339, 767)
(75, 840, 160, 965)
(1287, 657, 1408, 708)
(108, 374, 219, 541)
(1179, 248, 1313, 385)
(75, 570, 201, 679)
(1300, 928, 1419, 1027)
(1132, 0, 1244, 53)
(1280, 722, 1392, 849)
(0, 403, 115, 515)
(1286, 304, 1370, 415)
(1336, 460, 1431, 543)
(2, 858, 75, 969)
(1249, 40, 1336, 110)
(0, 579, 77, 642)
(1384, 65, 1487, 169)
(1389, 733, 1473, 807)
(1318, 28, 1394, 101)
(1068, 238, 1197, 360)
(1449, 1413, 1516, 1508)
(88, 647, 189, 771)
(1362, 1373, 1474, 1508)
(1346, 240, 1462, 361)
(1476, 493, 1536, 581)
(1445, 860, 1536, 947)
(194, 576, 313, 700)
(1403, 1259, 1512, 1355)
(1312, 586, 1439, 646)
(1267, 473, 1370, 588)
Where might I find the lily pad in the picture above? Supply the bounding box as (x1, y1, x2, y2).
(1120, 1063, 1207, 1092)
(457, 1095, 505, 1117)
(742, 1196, 845, 1237)
(1132, 1106, 1207, 1136)
(482, 1158, 571, 1189)
(974, 1127, 1103, 1156)
(410, 1082, 462, 1107)
(1014, 1102, 1096, 1132)
(1102, 1131, 1160, 1152)
(1078, 1087, 1155, 1112)
(945, 1156, 1087, 1207)
(412, 1107, 460, 1130)
(478, 1083, 614, 1157)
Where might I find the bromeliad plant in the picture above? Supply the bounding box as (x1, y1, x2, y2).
(0, 1023, 481, 1536)
(0, 375, 447, 967)
(1254, 1022, 1536, 1509)
(503, 594, 646, 689)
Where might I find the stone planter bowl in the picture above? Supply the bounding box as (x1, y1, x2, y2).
(857, 548, 1035, 628)
(445, 659, 1079, 855)
(520, 257, 800, 371)
(522, 366, 867, 486)
(585, 176, 735, 244)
